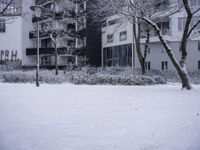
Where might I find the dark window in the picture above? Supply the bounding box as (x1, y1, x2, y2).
(67, 23, 75, 30)
(162, 61, 168, 70)
(198, 41, 200, 51)
(145, 62, 151, 70)
(119, 31, 127, 41)
(103, 44, 132, 67)
(156, 19, 170, 35)
(41, 55, 51, 66)
(41, 38, 51, 48)
(0, 19, 6, 33)
(108, 19, 120, 26)
(68, 40, 75, 47)
(198, 60, 200, 70)
(107, 34, 113, 43)
(102, 20, 107, 27)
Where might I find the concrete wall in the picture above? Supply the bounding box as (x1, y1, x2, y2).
(139, 41, 200, 71)
(22, 0, 36, 66)
(0, 16, 23, 63)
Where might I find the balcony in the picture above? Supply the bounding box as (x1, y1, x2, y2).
(35, 0, 53, 5)
(26, 47, 85, 56)
(26, 47, 68, 56)
(140, 29, 172, 43)
(32, 12, 66, 23)
(29, 31, 50, 39)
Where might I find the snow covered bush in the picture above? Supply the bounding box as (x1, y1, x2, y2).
(2, 70, 67, 84)
(1, 67, 166, 85)
(69, 67, 165, 85)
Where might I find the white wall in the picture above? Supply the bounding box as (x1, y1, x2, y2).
(0, 16, 23, 62)
(102, 15, 133, 48)
(22, 0, 36, 66)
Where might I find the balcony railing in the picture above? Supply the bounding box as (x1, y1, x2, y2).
(141, 29, 171, 39)
(26, 47, 68, 56)
(35, 0, 52, 5)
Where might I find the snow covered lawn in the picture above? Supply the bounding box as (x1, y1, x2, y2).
(0, 83, 200, 150)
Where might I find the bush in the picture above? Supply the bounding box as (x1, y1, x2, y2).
(69, 67, 165, 85)
(1, 67, 166, 85)
(2, 70, 67, 84)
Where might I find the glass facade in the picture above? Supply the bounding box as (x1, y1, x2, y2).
(103, 44, 132, 67)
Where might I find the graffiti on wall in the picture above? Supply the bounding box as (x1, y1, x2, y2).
(0, 50, 18, 61)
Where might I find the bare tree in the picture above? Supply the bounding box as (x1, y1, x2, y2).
(34, 0, 85, 75)
(138, 0, 200, 89)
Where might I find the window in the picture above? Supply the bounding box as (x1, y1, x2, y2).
(41, 55, 51, 66)
(68, 40, 75, 47)
(67, 23, 75, 30)
(145, 62, 151, 70)
(108, 19, 120, 26)
(119, 31, 127, 41)
(41, 38, 51, 48)
(103, 44, 132, 67)
(162, 61, 168, 70)
(198, 41, 200, 51)
(0, 19, 6, 33)
(156, 19, 170, 35)
(198, 60, 200, 70)
(178, 18, 186, 31)
(107, 34, 113, 43)
(102, 20, 107, 27)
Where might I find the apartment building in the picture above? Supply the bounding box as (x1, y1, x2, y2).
(26, 0, 85, 67)
(0, 0, 102, 67)
(102, 0, 200, 71)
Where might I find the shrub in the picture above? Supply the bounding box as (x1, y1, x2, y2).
(2, 70, 67, 84)
(1, 67, 166, 85)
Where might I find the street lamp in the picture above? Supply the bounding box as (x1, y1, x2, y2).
(30, 5, 43, 87)
(31, 2, 59, 76)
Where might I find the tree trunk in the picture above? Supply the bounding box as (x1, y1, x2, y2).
(133, 22, 146, 75)
(141, 58, 146, 75)
(55, 42, 58, 75)
(142, 18, 192, 89)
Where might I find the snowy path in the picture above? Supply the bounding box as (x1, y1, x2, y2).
(0, 83, 200, 150)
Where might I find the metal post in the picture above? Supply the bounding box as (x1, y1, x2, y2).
(101, 47, 104, 67)
(75, 55, 78, 66)
(36, 21, 40, 87)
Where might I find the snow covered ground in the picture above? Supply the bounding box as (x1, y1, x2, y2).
(0, 83, 200, 150)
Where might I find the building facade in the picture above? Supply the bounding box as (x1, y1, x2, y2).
(0, 0, 200, 72)
(0, 0, 102, 67)
(101, 0, 200, 71)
